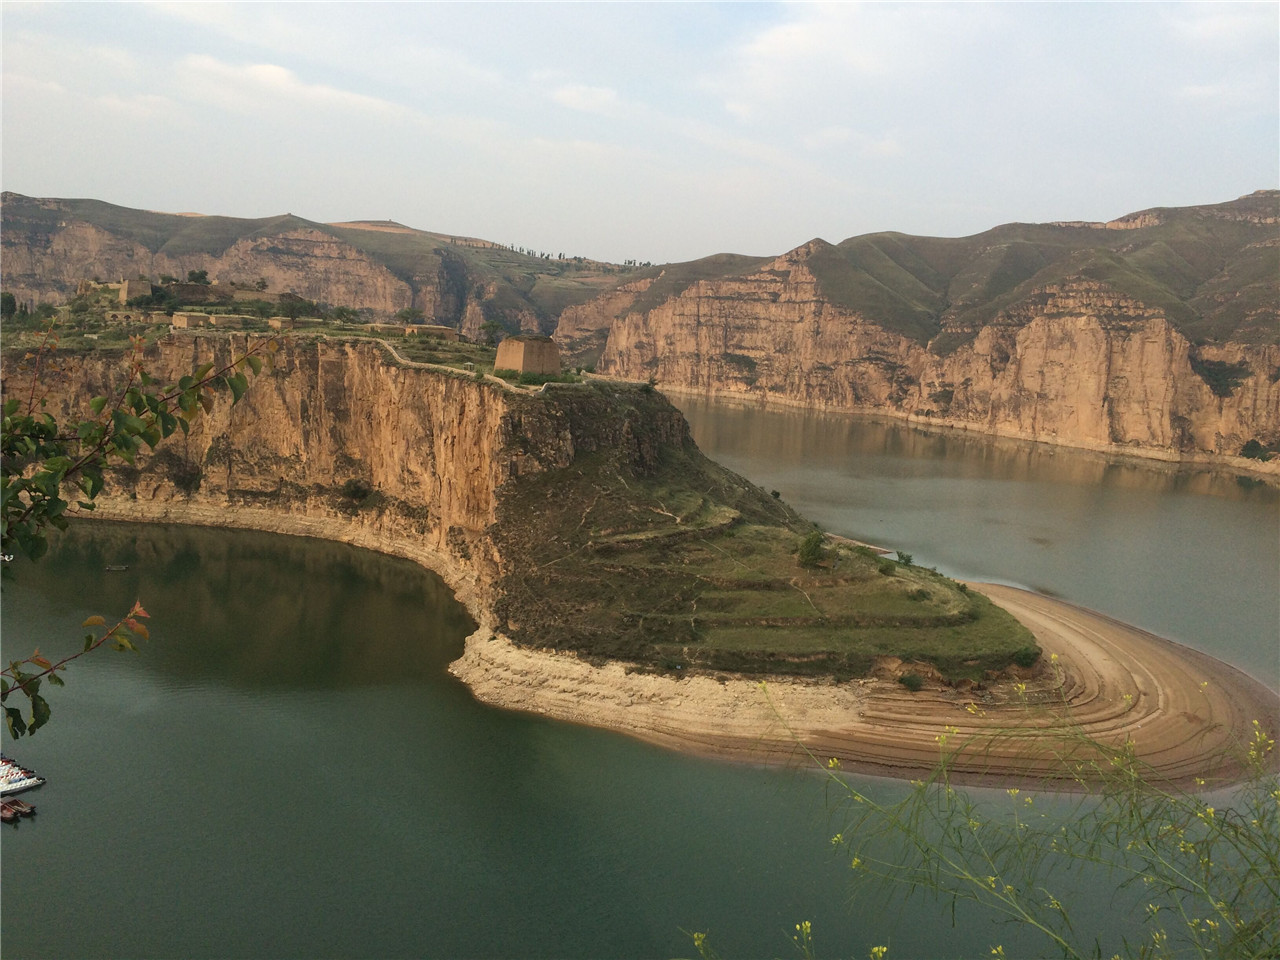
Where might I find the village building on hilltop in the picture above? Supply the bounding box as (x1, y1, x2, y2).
(494, 334, 560, 376)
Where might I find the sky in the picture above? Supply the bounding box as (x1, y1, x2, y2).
(2, 1, 1277, 264)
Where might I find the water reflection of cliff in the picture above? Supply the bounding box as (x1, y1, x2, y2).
(676, 396, 1276, 502)
(6, 522, 475, 689)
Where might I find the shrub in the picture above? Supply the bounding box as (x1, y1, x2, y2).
(896, 550, 913, 566)
(1240, 439, 1273, 461)
(1012, 645, 1041, 668)
(1190, 356, 1250, 397)
(877, 561, 895, 576)
(340, 478, 372, 502)
(797, 531, 827, 568)
(898, 673, 924, 692)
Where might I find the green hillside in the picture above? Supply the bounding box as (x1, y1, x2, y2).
(3, 190, 1275, 348)
(800, 191, 1279, 351)
(490, 382, 1036, 680)
(0, 192, 635, 334)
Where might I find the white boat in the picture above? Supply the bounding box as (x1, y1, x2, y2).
(0, 756, 45, 796)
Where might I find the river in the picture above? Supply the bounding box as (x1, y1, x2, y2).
(2, 400, 1276, 959)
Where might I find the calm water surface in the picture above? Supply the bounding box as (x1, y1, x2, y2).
(3, 400, 1277, 958)
(676, 398, 1280, 691)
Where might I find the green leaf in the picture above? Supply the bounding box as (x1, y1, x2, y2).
(89, 396, 108, 415)
(30, 694, 50, 731)
(47, 673, 65, 687)
(227, 372, 248, 403)
(82, 615, 106, 627)
(5, 706, 27, 739)
(246, 355, 263, 376)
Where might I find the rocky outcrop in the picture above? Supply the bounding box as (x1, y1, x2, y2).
(555, 277, 654, 366)
(7, 335, 696, 619)
(1, 219, 416, 315)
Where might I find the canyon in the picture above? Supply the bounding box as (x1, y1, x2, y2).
(4, 333, 1275, 784)
(3, 190, 1277, 465)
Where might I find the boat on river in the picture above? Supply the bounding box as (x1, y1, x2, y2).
(2, 797, 37, 822)
(1, 756, 46, 796)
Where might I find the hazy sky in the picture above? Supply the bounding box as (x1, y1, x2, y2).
(3, 2, 1276, 264)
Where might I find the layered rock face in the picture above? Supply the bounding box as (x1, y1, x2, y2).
(595, 253, 1280, 462)
(9, 335, 697, 617)
(0, 194, 610, 332)
(1, 218, 416, 314)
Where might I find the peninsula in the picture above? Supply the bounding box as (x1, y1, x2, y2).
(6, 332, 1275, 786)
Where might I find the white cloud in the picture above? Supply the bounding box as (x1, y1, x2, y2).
(93, 92, 176, 121)
(802, 126, 854, 150)
(551, 84, 620, 116)
(704, 4, 994, 123)
(861, 134, 903, 158)
(175, 54, 406, 117)
(150, 2, 504, 90)
(1167, 3, 1278, 46)
(2, 72, 66, 97)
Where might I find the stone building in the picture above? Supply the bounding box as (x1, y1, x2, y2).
(494, 335, 561, 376)
(117, 279, 152, 303)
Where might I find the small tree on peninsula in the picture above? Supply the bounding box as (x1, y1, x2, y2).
(797, 530, 827, 568)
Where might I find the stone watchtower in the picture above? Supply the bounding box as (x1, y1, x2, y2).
(494, 335, 561, 376)
(118, 279, 153, 303)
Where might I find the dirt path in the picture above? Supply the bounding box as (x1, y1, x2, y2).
(450, 583, 1280, 788)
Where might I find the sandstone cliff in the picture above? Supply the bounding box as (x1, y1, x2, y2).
(576, 193, 1280, 463)
(6, 335, 719, 627)
(5, 333, 1044, 680)
(6, 335, 1274, 785)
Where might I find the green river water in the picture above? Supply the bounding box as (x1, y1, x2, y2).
(2, 400, 1276, 958)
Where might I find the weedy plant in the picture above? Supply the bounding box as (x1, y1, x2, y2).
(685, 680, 1277, 959)
(818, 691, 1279, 959)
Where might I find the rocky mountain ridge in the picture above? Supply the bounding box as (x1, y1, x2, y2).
(0, 193, 628, 339)
(4, 190, 1276, 462)
(570, 192, 1279, 462)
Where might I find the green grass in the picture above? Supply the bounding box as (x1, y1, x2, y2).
(486, 386, 1036, 680)
(625, 253, 772, 315)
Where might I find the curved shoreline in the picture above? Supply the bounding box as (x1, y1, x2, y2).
(448, 583, 1279, 788)
(88, 498, 1278, 788)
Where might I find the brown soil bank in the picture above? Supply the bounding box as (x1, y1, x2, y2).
(450, 583, 1280, 789)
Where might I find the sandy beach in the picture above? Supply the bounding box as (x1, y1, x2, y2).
(450, 582, 1280, 788)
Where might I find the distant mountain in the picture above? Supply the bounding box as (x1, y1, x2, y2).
(0, 192, 636, 338)
(556, 191, 1278, 463)
(557, 191, 1278, 363)
(3, 189, 1276, 462)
